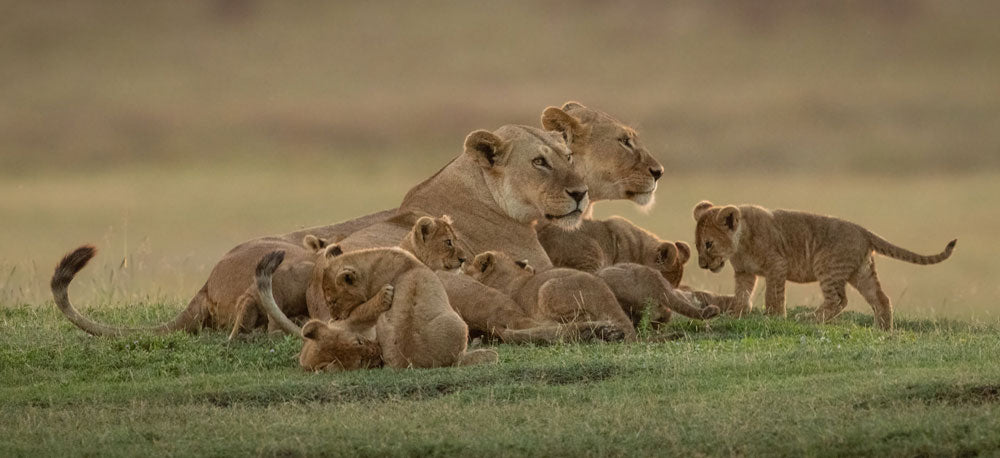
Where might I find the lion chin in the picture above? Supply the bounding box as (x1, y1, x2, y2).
(544, 209, 584, 230)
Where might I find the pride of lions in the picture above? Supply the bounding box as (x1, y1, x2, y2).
(50, 102, 957, 372)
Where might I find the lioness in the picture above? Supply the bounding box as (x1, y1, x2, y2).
(281, 102, 665, 243)
(51, 215, 463, 338)
(692, 201, 957, 330)
(463, 251, 636, 341)
(305, 244, 498, 368)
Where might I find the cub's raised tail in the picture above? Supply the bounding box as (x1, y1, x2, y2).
(51, 245, 208, 336)
(865, 232, 957, 265)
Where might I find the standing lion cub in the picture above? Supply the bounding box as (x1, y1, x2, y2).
(692, 201, 957, 330)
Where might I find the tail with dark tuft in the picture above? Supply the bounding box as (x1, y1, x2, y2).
(254, 250, 302, 337)
(255, 250, 286, 293)
(51, 245, 97, 295)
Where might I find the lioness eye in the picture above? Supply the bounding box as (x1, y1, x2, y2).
(445, 239, 453, 247)
(619, 136, 634, 149)
(532, 157, 550, 169)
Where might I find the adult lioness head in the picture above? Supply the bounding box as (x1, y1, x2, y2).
(541, 101, 664, 206)
(464, 126, 589, 229)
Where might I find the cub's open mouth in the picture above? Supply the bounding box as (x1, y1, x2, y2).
(545, 209, 582, 221)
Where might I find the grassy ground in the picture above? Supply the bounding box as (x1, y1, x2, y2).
(2, 303, 998, 456)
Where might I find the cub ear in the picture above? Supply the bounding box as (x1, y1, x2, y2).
(415, 216, 436, 242)
(716, 206, 741, 232)
(514, 259, 534, 274)
(541, 106, 586, 144)
(439, 214, 453, 226)
(303, 234, 328, 251)
(302, 320, 324, 340)
(324, 244, 344, 259)
(561, 101, 585, 111)
(692, 201, 714, 221)
(335, 267, 358, 288)
(474, 252, 495, 274)
(464, 130, 511, 168)
(655, 242, 679, 267)
(675, 241, 692, 264)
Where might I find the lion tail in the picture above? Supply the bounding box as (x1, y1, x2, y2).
(255, 250, 303, 337)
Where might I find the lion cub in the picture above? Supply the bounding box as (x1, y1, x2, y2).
(255, 250, 390, 371)
(537, 217, 719, 323)
(463, 251, 636, 340)
(692, 201, 957, 330)
(315, 245, 497, 368)
(537, 216, 690, 286)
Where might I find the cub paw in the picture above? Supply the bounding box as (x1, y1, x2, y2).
(582, 323, 626, 342)
(376, 284, 395, 311)
(700, 305, 721, 320)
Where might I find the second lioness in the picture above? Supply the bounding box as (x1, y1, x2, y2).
(464, 251, 636, 340)
(692, 201, 957, 330)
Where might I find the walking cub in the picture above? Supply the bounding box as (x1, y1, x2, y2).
(692, 201, 957, 330)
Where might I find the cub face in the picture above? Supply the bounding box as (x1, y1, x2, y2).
(464, 126, 589, 230)
(298, 319, 381, 372)
(541, 102, 664, 206)
(650, 241, 691, 288)
(410, 215, 467, 271)
(462, 251, 534, 288)
(692, 201, 742, 273)
(316, 245, 370, 320)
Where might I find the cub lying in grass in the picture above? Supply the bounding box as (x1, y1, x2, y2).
(255, 250, 389, 371)
(692, 201, 957, 330)
(537, 217, 719, 322)
(296, 245, 498, 368)
(463, 251, 636, 340)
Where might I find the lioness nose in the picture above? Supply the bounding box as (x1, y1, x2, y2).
(650, 167, 664, 181)
(566, 189, 588, 204)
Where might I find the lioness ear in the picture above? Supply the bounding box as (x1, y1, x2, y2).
(716, 206, 741, 232)
(541, 106, 586, 144)
(561, 101, 585, 111)
(324, 244, 344, 259)
(655, 242, 679, 267)
(464, 130, 510, 168)
(335, 267, 357, 288)
(303, 235, 328, 251)
(302, 320, 324, 340)
(514, 259, 534, 274)
(675, 241, 692, 264)
(693, 201, 714, 221)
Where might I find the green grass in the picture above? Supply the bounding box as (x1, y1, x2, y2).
(3, 303, 999, 456)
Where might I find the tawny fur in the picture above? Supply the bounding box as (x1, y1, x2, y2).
(51, 216, 464, 339)
(692, 201, 957, 330)
(463, 251, 636, 341)
(307, 245, 498, 368)
(254, 250, 387, 372)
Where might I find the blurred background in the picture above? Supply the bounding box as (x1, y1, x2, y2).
(2, 1, 997, 319)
